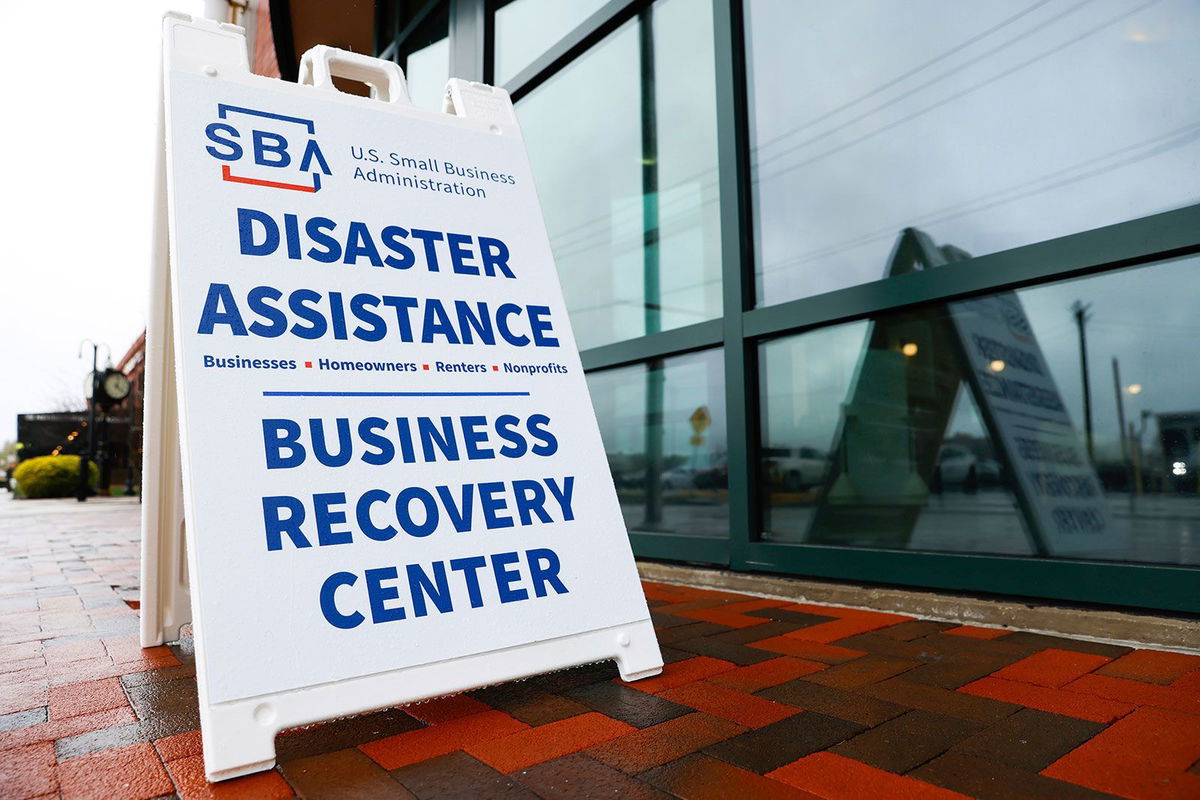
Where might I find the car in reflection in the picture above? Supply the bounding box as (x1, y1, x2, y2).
(612, 465, 702, 491)
(693, 459, 728, 490)
(934, 445, 1000, 492)
(1168, 457, 1197, 493)
(660, 466, 699, 490)
(762, 447, 830, 491)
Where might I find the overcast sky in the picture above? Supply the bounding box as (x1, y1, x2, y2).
(0, 1, 203, 444)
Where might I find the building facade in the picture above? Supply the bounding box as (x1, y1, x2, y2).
(251, 0, 1200, 614)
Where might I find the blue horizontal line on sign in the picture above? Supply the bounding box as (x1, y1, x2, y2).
(262, 391, 532, 397)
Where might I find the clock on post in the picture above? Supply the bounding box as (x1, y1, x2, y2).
(97, 368, 131, 408)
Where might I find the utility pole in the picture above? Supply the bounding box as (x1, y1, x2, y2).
(1112, 357, 1132, 508)
(1072, 302, 1094, 463)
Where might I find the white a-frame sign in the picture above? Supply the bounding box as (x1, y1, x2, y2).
(141, 13, 662, 782)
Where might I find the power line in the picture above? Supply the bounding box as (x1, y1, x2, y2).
(556, 111, 1198, 268)
(757, 119, 1200, 275)
(550, 0, 1113, 259)
(750, 0, 1094, 171)
(747, 0, 1056, 158)
(755, 0, 1165, 188)
(545, 0, 1073, 252)
(546, 0, 1172, 276)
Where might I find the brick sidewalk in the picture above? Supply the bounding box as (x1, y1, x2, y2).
(2, 498, 1199, 799)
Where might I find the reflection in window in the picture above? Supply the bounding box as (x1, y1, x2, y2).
(494, 0, 612, 85)
(391, 1, 450, 112)
(405, 37, 449, 111)
(587, 349, 728, 537)
(745, 0, 1200, 304)
(518, 0, 723, 351)
(759, 238, 1200, 567)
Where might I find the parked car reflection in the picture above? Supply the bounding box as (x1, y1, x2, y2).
(763, 447, 830, 491)
(932, 444, 1001, 494)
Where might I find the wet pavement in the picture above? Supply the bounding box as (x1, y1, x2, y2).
(2, 494, 1199, 798)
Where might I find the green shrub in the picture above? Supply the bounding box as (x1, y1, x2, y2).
(12, 456, 98, 499)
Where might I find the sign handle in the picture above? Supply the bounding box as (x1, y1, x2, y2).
(298, 45, 411, 104)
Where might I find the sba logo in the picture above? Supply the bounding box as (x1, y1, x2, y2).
(205, 104, 331, 193)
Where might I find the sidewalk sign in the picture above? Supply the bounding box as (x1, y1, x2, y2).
(813, 228, 1120, 556)
(141, 14, 661, 781)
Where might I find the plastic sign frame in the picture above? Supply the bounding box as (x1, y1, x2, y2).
(149, 14, 661, 782)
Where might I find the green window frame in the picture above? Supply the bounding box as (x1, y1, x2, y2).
(378, 0, 1200, 614)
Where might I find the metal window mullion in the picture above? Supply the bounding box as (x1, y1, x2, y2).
(638, 6, 667, 533)
(390, 0, 444, 58)
(743, 203, 1200, 342)
(713, 0, 755, 570)
(503, 0, 646, 101)
(375, 1, 395, 59)
(579, 320, 724, 372)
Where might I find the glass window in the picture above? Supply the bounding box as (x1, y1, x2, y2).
(518, 0, 723, 351)
(494, 0, 613, 85)
(759, 249, 1200, 568)
(405, 37, 449, 111)
(588, 349, 728, 538)
(745, 0, 1200, 305)
(392, 2, 450, 112)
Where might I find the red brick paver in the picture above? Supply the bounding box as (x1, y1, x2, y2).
(1042, 706, 1200, 798)
(942, 625, 1011, 640)
(710, 656, 827, 692)
(585, 712, 745, 774)
(769, 752, 970, 799)
(465, 711, 634, 773)
(991, 648, 1113, 688)
(620, 655, 737, 694)
(358, 709, 528, 769)
(1096, 649, 1200, 685)
(658, 680, 800, 728)
(1, 742, 58, 798)
(47, 677, 129, 720)
(1, 497, 1199, 799)
(958, 675, 1136, 723)
(165, 754, 295, 800)
(57, 741, 174, 800)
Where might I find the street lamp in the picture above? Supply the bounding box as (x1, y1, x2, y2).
(76, 340, 111, 502)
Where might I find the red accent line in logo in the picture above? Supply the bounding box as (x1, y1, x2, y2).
(221, 164, 317, 193)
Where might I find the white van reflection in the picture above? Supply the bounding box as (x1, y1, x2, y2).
(932, 444, 1001, 494)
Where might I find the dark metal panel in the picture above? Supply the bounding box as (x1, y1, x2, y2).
(743, 203, 1200, 340)
(630, 532, 729, 565)
(744, 542, 1200, 615)
(579, 319, 723, 371)
(269, 0, 299, 81)
(392, 0, 444, 55)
